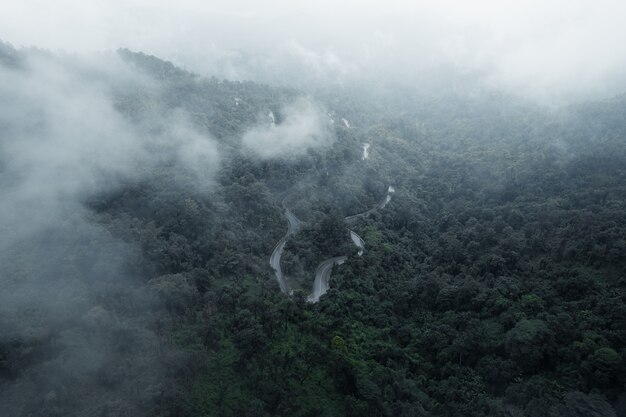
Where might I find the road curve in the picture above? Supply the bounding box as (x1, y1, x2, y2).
(269, 208, 301, 294)
(307, 256, 348, 303)
(272, 145, 394, 302)
(345, 185, 395, 222)
(307, 185, 395, 303)
(349, 229, 366, 256)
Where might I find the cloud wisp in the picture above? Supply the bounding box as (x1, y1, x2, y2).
(242, 98, 334, 159)
(1, 1, 625, 101)
(0, 48, 219, 416)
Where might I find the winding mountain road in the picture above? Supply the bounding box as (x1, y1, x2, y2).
(269, 145, 395, 302)
(307, 256, 347, 302)
(269, 208, 301, 294)
(307, 185, 394, 302)
(349, 230, 366, 256)
(344, 186, 395, 222)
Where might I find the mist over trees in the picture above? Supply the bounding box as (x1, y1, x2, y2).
(0, 4, 625, 415)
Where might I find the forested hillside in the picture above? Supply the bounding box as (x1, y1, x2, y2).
(0, 44, 624, 417)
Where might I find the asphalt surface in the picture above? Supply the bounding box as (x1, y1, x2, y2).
(269, 208, 301, 294)
(271, 178, 394, 303)
(307, 256, 347, 303)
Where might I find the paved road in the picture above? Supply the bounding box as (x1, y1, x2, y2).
(307, 185, 395, 303)
(345, 187, 394, 222)
(269, 208, 301, 294)
(307, 256, 347, 303)
(271, 165, 395, 302)
(349, 230, 366, 256)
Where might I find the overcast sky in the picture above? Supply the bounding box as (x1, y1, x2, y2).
(2, 0, 626, 100)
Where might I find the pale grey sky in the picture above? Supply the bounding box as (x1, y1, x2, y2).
(1, 0, 625, 100)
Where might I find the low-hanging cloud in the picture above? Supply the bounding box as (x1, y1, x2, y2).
(0, 55, 143, 242)
(242, 98, 334, 159)
(1, 0, 625, 101)
(0, 49, 219, 415)
(0, 51, 220, 240)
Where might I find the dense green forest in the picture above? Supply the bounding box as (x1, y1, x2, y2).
(0, 43, 625, 417)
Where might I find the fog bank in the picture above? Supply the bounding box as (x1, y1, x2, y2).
(1, 1, 626, 100)
(0, 49, 218, 416)
(242, 98, 334, 159)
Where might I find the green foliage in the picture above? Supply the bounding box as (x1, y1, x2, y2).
(2, 48, 625, 417)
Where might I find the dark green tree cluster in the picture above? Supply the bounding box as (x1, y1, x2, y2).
(1, 46, 624, 417)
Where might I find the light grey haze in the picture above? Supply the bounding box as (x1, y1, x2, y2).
(0, 50, 219, 416)
(242, 98, 334, 159)
(1, 0, 626, 101)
